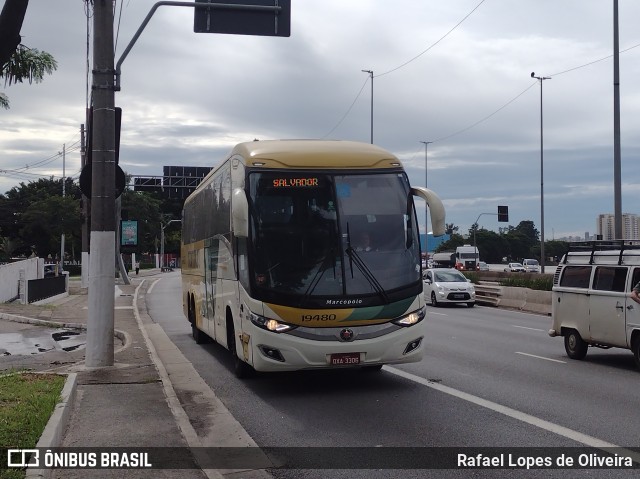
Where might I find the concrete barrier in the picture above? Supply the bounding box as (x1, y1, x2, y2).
(474, 282, 552, 315)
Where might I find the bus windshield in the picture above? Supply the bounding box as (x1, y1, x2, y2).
(248, 171, 421, 307)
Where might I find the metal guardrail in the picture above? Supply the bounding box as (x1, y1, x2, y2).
(474, 283, 501, 306)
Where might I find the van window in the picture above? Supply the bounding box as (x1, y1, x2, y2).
(559, 266, 591, 288)
(631, 268, 640, 292)
(592, 266, 627, 292)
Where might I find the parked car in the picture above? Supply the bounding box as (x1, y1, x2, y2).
(504, 262, 525, 272)
(522, 258, 540, 273)
(423, 268, 475, 307)
(478, 261, 489, 271)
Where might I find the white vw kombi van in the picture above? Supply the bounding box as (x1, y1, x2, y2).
(549, 242, 640, 370)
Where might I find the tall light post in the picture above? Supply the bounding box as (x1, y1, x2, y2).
(420, 141, 433, 251)
(161, 219, 181, 270)
(531, 72, 551, 273)
(362, 69, 373, 144)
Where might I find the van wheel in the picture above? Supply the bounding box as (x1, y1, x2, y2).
(430, 292, 439, 307)
(564, 329, 588, 360)
(467, 302, 475, 308)
(227, 320, 254, 379)
(632, 337, 640, 371)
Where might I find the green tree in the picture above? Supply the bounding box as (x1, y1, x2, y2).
(21, 195, 81, 260)
(120, 189, 163, 255)
(435, 233, 465, 253)
(444, 223, 459, 235)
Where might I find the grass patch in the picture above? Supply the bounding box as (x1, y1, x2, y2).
(499, 276, 553, 291)
(0, 372, 66, 479)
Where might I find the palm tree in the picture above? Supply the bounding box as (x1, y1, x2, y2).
(0, 0, 57, 109)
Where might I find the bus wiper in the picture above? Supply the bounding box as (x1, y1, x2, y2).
(345, 224, 389, 304)
(299, 249, 336, 307)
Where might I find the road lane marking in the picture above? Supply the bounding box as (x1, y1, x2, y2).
(515, 351, 566, 363)
(385, 365, 640, 463)
(512, 325, 545, 332)
(147, 278, 161, 295)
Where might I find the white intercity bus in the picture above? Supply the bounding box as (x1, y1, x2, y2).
(181, 140, 445, 377)
(549, 241, 640, 369)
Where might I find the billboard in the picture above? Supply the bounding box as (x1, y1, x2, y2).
(121, 220, 138, 246)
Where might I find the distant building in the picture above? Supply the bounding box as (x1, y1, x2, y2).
(420, 233, 450, 253)
(596, 213, 639, 241)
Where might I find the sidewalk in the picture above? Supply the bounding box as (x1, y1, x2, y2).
(0, 269, 271, 479)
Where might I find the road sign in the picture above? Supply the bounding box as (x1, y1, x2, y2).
(194, 0, 290, 37)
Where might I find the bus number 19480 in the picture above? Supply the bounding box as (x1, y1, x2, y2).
(301, 314, 337, 322)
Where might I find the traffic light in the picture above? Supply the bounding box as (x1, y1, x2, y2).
(498, 205, 509, 222)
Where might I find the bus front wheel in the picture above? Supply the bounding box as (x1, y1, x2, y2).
(227, 317, 254, 379)
(564, 329, 588, 360)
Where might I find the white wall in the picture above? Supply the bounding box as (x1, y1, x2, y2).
(0, 258, 40, 303)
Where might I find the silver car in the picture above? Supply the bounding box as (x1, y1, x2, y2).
(504, 262, 525, 272)
(423, 268, 476, 308)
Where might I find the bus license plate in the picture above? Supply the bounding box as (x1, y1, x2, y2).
(330, 353, 360, 365)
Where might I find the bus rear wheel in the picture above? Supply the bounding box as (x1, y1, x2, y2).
(189, 299, 205, 345)
(564, 329, 588, 360)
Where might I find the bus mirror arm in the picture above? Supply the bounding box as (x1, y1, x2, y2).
(232, 188, 249, 238)
(411, 187, 446, 237)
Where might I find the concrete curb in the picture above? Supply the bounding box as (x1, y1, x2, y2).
(25, 372, 78, 479)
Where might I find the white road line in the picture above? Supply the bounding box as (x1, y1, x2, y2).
(512, 325, 545, 332)
(147, 278, 161, 295)
(515, 351, 566, 363)
(384, 366, 640, 463)
(426, 311, 448, 316)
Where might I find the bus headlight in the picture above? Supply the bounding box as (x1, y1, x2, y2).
(249, 312, 296, 333)
(392, 307, 426, 327)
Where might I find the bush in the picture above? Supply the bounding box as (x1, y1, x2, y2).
(499, 276, 553, 291)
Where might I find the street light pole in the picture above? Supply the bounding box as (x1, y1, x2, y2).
(362, 69, 373, 144)
(531, 72, 551, 273)
(420, 141, 433, 251)
(161, 219, 181, 270)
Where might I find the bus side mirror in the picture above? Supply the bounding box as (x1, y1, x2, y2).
(232, 188, 249, 238)
(411, 186, 446, 236)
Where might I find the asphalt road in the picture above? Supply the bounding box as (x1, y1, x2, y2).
(146, 272, 639, 479)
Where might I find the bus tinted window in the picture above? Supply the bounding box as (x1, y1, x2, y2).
(559, 266, 591, 288)
(592, 266, 627, 292)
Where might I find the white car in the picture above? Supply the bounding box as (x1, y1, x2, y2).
(522, 258, 540, 273)
(504, 262, 525, 272)
(423, 268, 476, 308)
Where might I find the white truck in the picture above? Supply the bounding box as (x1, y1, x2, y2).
(455, 245, 479, 271)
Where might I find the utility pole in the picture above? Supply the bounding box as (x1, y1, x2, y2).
(361, 69, 373, 144)
(420, 140, 432, 250)
(86, 0, 116, 368)
(59, 144, 65, 274)
(80, 123, 89, 288)
(613, 0, 622, 239)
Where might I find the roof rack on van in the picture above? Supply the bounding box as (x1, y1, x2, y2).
(563, 240, 640, 265)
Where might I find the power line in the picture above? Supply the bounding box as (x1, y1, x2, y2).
(378, 0, 487, 78)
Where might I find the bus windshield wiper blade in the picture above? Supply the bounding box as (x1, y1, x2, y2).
(344, 245, 389, 304)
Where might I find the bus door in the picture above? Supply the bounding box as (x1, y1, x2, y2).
(204, 239, 219, 338)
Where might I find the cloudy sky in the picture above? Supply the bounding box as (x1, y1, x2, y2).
(2, 0, 640, 240)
